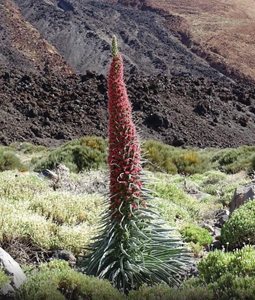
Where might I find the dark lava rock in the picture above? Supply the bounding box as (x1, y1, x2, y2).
(144, 113, 169, 129)
(1, 68, 255, 147)
(13, 0, 225, 78)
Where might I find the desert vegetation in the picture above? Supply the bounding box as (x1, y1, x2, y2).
(1, 36, 255, 299)
(0, 132, 255, 298)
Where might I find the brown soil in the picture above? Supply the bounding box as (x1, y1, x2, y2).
(143, 0, 255, 83)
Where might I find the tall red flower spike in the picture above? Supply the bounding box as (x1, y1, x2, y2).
(84, 36, 192, 293)
(108, 36, 145, 216)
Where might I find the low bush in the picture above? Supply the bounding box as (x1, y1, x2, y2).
(210, 273, 255, 300)
(10, 142, 47, 154)
(128, 284, 214, 300)
(143, 140, 210, 175)
(198, 250, 234, 284)
(0, 150, 25, 171)
(29, 192, 103, 226)
(150, 180, 199, 225)
(180, 224, 213, 247)
(143, 140, 255, 175)
(211, 146, 255, 174)
(198, 246, 255, 284)
(142, 140, 178, 174)
(173, 151, 208, 175)
(0, 172, 103, 255)
(33, 138, 107, 173)
(221, 201, 255, 248)
(18, 260, 124, 300)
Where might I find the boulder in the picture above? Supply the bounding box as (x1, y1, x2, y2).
(0, 248, 26, 296)
(229, 184, 255, 214)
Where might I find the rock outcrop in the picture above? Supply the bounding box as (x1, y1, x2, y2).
(0, 248, 26, 297)
(229, 184, 255, 214)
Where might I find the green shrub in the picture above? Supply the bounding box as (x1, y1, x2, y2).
(221, 201, 255, 248)
(18, 260, 124, 300)
(34, 141, 106, 173)
(142, 140, 178, 174)
(143, 140, 210, 175)
(210, 274, 255, 300)
(28, 192, 103, 226)
(251, 155, 255, 172)
(180, 224, 213, 247)
(198, 250, 234, 283)
(150, 179, 205, 226)
(198, 246, 255, 284)
(211, 146, 255, 174)
(0, 268, 9, 289)
(228, 246, 255, 277)
(0, 171, 105, 255)
(10, 142, 47, 154)
(173, 151, 208, 175)
(128, 284, 214, 300)
(74, 136, 107, 152)
(0, 150, 25, 171)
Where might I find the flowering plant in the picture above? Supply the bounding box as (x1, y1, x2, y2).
(84, 36, 192, 293)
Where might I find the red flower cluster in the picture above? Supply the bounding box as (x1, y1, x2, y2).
(107, 44, 145, 216)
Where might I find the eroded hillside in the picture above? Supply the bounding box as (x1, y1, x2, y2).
(0, 0, 72, 75)
(13, 0, 224, 78)
(144, 0, 255, 82)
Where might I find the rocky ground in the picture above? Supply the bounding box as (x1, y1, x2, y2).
(1, 0, 255, 147)
(1, 67, 255, 147)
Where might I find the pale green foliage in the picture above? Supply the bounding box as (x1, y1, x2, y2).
(180, 224, 213, 247)
(221, 201, 255, 248)
(190, 170, 249, 206)
(211, 146, 255, 173)
(128, 284, 214, 300)
(0, 268, 9, 289)
(198, 246, 255, 283)
(196, 246, 255, 299)
(148, 172, 220, 227)
(18, 260, 124, 300)
(0, 149, 26, 171)
(0, 171, 104, 255)
(29, 192, 103, 225)
(32, 136, 107, 173)
(10, 142, 47, 154)
(210, 274, 255, 300)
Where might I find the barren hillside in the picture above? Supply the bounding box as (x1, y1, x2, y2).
(14, 0, 224, 78)
(0, 0, 73, 75)
(144, 0, 255, 82)
(1, 0, 255, 147)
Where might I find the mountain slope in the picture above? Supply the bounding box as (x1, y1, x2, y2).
(13, 0, 227, 79)
(0, 0, 255, 147)
(142, 0, 255, 82)
(0, 0, 72, 75)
